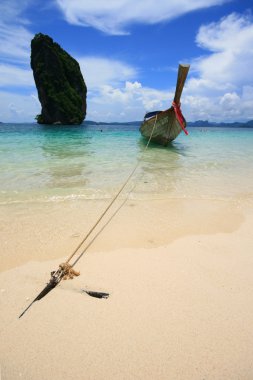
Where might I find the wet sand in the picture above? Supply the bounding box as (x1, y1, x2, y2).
(0, 196, 253, 379)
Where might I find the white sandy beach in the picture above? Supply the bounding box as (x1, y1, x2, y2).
(1, 196, 253, 379)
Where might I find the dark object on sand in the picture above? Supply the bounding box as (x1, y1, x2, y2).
(18, 263, 80, 318)
(140, 63, 190, 146)
(83, 290, 109, 299)
(19, 275, 60, 318)
(31, 33, 87, 125)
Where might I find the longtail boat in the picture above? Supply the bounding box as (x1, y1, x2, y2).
(140, 63, 190, 146)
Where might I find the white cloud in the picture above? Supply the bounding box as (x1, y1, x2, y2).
(184, 12, 253, 121)
(76, 56, 174, 121)
(87, 80, 174, 122)
(0, 0, 34, 64)
(0, 91, 40, 122)
(55, 0, 229, 35)
(0, 0, 31, 22)
(219, 92, 240, 108)
(78, 57, 137, 89)
(194, 13, 253, 86)
(78, 56, 161, 121)
(183, 86, 253, 122)
(0, 23, 33, 64)
(0, 1, 38, 121)
(196, 12, 253, 52)
(0, 64, 34, 87)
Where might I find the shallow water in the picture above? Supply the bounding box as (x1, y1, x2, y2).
(0, 122, 253, 204)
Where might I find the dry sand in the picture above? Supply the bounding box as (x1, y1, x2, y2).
(0, 196, 253, 379)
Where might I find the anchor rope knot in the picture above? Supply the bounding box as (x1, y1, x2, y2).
(59, 262, 80, 280)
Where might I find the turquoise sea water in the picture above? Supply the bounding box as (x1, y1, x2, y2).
(0, 123, 253, 204)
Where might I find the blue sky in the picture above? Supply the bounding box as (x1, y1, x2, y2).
(0, 0, 253, 122)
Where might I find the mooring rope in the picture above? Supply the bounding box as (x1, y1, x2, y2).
(18, 116, 160, 318)
(62, 114, 159, 271)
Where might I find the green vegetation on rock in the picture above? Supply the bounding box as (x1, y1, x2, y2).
(31, 33, 87, 125)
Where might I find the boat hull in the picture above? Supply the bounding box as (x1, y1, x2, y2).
(139, 107, 185, 146)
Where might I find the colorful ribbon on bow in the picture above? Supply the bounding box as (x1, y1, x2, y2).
(172, 101, 188, 135)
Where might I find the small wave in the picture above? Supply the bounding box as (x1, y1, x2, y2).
(0, 192, 114, 205)
(47, 193, 113, 202)
(1, 190, 253, 206)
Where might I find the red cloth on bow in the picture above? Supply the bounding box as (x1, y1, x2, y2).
(172, 101, 188, 136)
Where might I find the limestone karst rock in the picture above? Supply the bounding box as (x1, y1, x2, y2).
(31, 33, 87, 125)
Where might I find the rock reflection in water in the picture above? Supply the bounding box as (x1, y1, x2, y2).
(41, 125, 92, 189)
